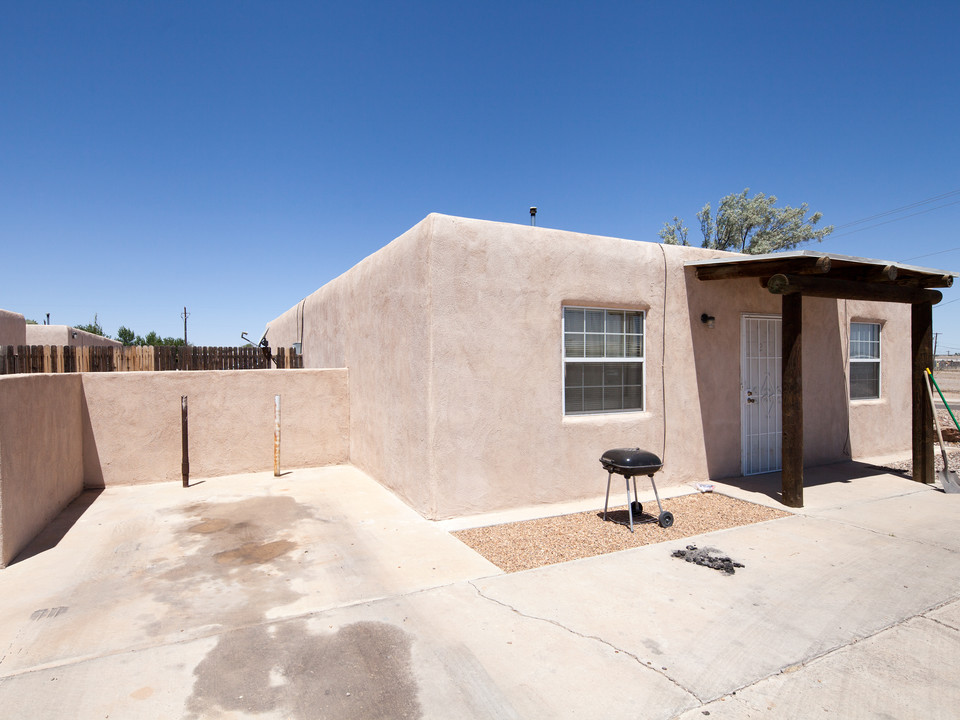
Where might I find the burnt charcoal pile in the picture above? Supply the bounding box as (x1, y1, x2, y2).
(671, 544, 744, 574)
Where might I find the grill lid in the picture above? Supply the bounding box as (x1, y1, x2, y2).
(599, 448, 663, 476)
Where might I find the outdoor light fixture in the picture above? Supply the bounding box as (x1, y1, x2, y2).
(700, 313, 716, 328)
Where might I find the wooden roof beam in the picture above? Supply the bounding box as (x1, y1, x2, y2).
(695, 255, 831, 281)
(766, 274, 943, 304)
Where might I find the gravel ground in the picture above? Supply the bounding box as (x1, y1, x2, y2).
(453, 493, 790, 573)
(875, 410, 960, 476)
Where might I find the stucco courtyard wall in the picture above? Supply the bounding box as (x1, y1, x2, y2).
(268, 214, 914, 519)
(0, 374, 84, 566)
(0, 309, 27, 347)
(81, 369, 349, 486)
(268, 219, 434, 513)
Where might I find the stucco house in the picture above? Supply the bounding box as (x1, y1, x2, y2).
(0, 310, 121, 349)
(266, 213, 954, 519)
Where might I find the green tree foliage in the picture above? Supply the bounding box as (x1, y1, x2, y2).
(74, 313, 108, 337)
(115, 326, 185, 346)
(116, 326, 136, 346)
(660, 189, 833, 254)
(25, 318, 38, 325)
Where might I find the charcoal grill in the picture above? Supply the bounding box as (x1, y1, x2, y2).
(600, 448, 673, 532)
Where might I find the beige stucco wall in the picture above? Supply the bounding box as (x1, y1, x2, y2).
(843, 300, 912, 457)
(25, 325, 122, 348)
(0, 309, 27, 346)
(81, 369, 349, 486)
(268, 219, 435, 512)
(267, 214, 914, 519)
(0, 374, 84, 566)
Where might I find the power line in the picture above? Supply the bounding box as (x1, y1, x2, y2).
(829, 198, 960, 239)
(900, 246, 960, 262)
(832, 189, 960, 230)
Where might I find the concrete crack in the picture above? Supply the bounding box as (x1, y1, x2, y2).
(805, 512, 960, 555)
(468, 581, 702, 704)
(924, 614, 960, 633)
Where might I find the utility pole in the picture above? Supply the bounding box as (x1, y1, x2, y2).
(181, 306, 190, 346)
(933, 332, 940, 359)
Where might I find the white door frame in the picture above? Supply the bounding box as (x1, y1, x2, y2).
(740, 314, 782, 475)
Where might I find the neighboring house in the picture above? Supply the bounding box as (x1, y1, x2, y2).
(267, 214, 953, 519)
(25, 324, 122, 348)
(0, 311, 121, 349)
(0, 310, 27, 347)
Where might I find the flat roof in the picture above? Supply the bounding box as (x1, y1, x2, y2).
(685, 249, 957, 278)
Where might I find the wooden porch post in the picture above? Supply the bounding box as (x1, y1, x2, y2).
(781, 292, 803, 507)
(911, 302, 934, 484)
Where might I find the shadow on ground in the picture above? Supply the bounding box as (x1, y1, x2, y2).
(12, 489, 104, 564)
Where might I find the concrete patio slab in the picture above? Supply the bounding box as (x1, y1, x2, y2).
(709, 462, 933, 512)
(0, 466, 500, 676)
(473, 508, 960, 703)
(928, 598, 960, 631)
(676, 611, 960, 720)
(0, 574, 697, 719)
(809, 489, 960, 551)
(0, 461, 958, 719)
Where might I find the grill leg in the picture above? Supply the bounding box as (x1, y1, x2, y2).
(625, 477, 634, 533)
(603, 471, 613, 520)
(649, 474, 665, 514)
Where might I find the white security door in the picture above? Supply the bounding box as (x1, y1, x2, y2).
(741, 315, 782, 475)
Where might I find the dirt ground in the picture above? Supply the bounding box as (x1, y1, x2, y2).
(933, 368, 960, 394)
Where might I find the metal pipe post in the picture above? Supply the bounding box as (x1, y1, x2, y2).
(181, 395, 189, 488)
(274, 394, 281, 477)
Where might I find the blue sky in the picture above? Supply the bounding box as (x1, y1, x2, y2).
(2, 2, 958, 351)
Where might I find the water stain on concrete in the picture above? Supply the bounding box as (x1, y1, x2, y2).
(214, 540, 296, 565)
(189, 518, 231, 534)
(185, 619, 422, 720)
(145, 495, 321, 634)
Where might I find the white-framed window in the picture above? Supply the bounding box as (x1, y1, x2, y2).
(850, 322, 881, 400)
(563, 306, 644, 414)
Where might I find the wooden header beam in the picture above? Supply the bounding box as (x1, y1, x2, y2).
(766, 274, 943, 305)
(695, 256, 831, 281)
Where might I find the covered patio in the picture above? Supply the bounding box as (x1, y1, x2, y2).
(688, 250, 956, 506)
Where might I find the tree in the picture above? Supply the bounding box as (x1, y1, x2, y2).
(74, 313, 108, 337)
(660, 189, 833, 254)
(116, 326, 136, 346)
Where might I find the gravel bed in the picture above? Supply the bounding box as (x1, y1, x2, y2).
(453, 493, 790, 573)
(875, 411, 960, 476)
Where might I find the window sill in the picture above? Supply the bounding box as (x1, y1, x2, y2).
(562, 410, 649, 425)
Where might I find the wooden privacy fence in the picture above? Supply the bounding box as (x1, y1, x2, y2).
(0, 345, 303, 375)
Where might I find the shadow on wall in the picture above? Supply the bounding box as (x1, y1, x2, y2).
(11, 488, 103, 564)
(684, 269, 751, 479)
(805, 298, 851, 465)
(81, 386, 104, 488)
(683, 269, 851, 479)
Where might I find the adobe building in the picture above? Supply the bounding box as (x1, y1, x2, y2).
(267, 214, 956, 519)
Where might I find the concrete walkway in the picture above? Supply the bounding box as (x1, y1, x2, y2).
(0, 464, 957, 719)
